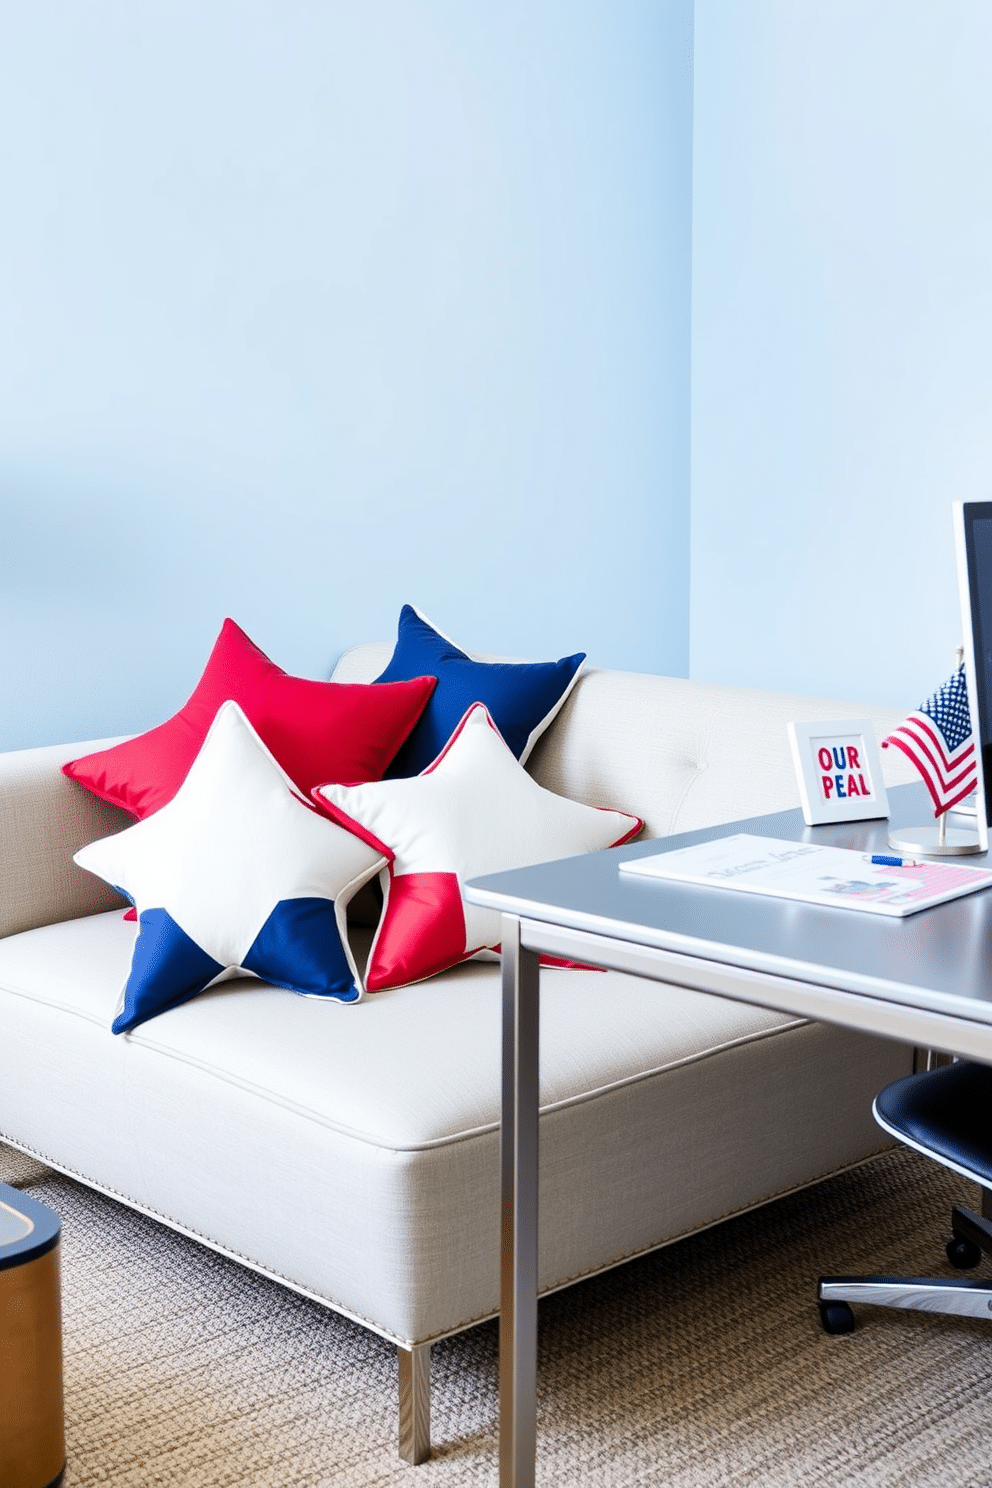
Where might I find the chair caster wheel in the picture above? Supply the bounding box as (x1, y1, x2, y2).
(819, 1301, 855, 1335)
(946, 1235, 982, 1269)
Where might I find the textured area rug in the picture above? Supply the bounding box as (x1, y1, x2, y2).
(3, 1142, 992, 1486)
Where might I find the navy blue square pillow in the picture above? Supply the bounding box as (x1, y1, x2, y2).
(375, 606, 585, 777)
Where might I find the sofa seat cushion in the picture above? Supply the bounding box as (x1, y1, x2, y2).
(0, 910, 800, 1147)
(0, 910, 912, 1342)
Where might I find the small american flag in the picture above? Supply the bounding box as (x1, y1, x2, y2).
(881, 665, 977, 817)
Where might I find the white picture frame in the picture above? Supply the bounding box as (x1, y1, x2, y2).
(787, 719, 889, 826)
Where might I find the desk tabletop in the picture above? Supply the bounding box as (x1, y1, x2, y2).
(465, 783, 992, 1031)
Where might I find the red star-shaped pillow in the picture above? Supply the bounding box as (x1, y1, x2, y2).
(63, 618, 436, 819)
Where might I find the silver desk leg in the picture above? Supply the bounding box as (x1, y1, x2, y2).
(398, 1342, 431, 1464)
(500, 915, 540, 1488)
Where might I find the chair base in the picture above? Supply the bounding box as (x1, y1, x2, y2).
(818, 1200, 992, 1333)
(819, 1273, 992, 1323)
(946, 1200, 992, 1263)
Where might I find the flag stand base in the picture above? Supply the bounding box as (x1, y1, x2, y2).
(888, 824, 982, 856)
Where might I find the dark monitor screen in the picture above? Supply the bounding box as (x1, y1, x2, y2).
(954, 501, 992, 847)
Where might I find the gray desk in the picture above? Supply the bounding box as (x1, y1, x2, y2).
(463, 783, 992, 1488)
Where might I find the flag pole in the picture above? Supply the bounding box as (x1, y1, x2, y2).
(936, 646, 965, 851)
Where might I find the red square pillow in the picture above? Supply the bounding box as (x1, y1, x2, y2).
(63, 619, 436, 819)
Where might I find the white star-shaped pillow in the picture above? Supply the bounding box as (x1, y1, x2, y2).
(75, 701, 386, 1033)
(314, 703, 642, 990)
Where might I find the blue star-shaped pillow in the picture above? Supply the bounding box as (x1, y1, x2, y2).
(74, 701, 387, 1034)
(374, 605, 586, 776)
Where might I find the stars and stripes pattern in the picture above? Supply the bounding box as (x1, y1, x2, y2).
(881, 665, 977, 817)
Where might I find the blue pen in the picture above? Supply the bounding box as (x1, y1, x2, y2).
(865, 854, 920, 868)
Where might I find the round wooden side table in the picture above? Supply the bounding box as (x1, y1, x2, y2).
(0, 1179, 65, 1488)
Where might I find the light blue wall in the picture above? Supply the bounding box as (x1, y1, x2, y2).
(0, 1, 694, 749)
(15, 1, 983, 749)
(691, 0, 992, 708)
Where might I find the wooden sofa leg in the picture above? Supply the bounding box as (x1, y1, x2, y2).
(398, 1342, 431, 1464)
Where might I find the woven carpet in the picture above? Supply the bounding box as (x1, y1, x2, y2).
(4, 1142, 992, 1487)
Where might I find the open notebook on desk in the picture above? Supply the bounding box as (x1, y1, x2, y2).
(619, 834, 992, 918)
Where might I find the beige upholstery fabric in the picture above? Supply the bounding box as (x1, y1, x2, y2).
(0, 738, 135, 939)
(0, 910, 911, 1343)
(0, 660, 919, 1350)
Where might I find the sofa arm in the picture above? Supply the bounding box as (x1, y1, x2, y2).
(0, 739, 135, 939)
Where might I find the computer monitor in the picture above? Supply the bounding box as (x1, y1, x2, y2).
(953, 500, 992, 854)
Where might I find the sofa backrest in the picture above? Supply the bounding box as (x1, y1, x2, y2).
(0, 738, 136, 939)
(331, 645, 918, 839)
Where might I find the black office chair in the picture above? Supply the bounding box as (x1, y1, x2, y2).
(818, 1059, 992, 1334)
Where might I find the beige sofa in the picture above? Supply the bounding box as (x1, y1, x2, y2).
(0, 646, 919, 1462)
